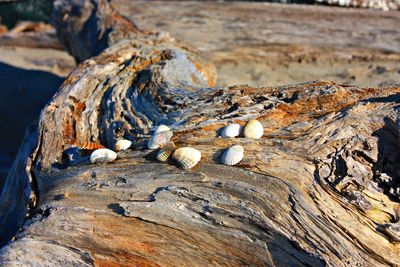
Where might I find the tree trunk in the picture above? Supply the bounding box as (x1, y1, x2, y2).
(1, 0, 400, 266)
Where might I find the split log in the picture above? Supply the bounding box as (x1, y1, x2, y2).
(1, 0, 400, 266)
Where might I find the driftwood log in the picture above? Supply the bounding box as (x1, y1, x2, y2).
(0, 21, 63, 50)
(1, 0, 400, 266)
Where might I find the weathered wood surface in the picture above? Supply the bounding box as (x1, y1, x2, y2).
(1, 0, 400, 266)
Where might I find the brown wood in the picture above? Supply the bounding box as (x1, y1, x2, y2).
(1, 0, 400, 266)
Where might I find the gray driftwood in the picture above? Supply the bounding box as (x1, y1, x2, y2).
(1, 0, 400, 266)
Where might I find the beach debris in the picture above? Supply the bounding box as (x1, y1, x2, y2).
(154, 124, 171, 134)
(90, 148, 117, 164)
(221, 145, 244, 166)
(172, 147, 201, 169)
(79, 142, 105, 150)
(148, 130, 173, 149)
(156, 142, 176, 162)
(220, 123, 242, 138)
(114, 139, 132, 151)
(243, 119, 263, 139)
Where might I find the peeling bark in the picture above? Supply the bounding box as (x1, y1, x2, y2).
(1, 0, 400, 266)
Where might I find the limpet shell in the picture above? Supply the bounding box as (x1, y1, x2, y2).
(172, 147, 201, 169)
(156, 142, 176, 162)
(221, 145, 244, 166)
(148, 130, 173, 149)
(114, 139, 132, 151)
(154, 124, 170, 134)
(90, 148, 117, 164)
(243, 119, 263, 139)
(220, 123, 242, 138)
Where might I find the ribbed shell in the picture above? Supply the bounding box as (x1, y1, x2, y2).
(156, 142, 176, 162)
(243, 119, 263, 139)
(221, 145, 244, 166)
(79, 142, 105, 150)
(148, 130, 173, 149)
(172, 147, 201, 169)
(154, 124, 171, 134)
(90, 148, 117, 164)
(220, 124, 242, 138)
(114, 139, 132, 151)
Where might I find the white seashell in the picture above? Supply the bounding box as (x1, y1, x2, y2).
(221, 145, 244, 166)
(220, 124, 242, 138)
(154, 124, 170, 134)
(148, 130, 173, 149)
(156, 142, 176, 162)
(114, 139, 132, 151)
(90, 148, 117, 164)
(243, 119, 263, 139)
(172, 147, 201, 169)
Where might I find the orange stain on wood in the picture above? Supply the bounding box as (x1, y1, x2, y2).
(201, 123, 226, 131)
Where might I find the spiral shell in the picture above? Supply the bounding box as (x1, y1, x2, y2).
(221, 145, 244, 166)
(220, 124, 242, 138)
(156, 142, 176, 162)
(114, 139, 132, 151)
(90, 148, 117, 164)
(148, 130, 173, 149)
(243, 119, 263, 139)
(154, 124, 170, 134)
(172, 147, 201, 169)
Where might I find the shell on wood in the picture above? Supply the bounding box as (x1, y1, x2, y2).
(243, 119, 263, 139)
(220, 124, 242, 138)
(172, 147, 201, 169)
(148, 130, 173, 149)
(79, 142, 105, 150)
(154, 124, 171, 134)
(90, 148, 117, 164)
(114, 139, 132, 151)
(156, 142, 176, 162)
(221, 145, 244, 166)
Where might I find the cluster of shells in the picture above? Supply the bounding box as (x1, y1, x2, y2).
(71, 118, 263, 170)
(89, 139, 132, 164)
(220, 119, 263, 166)
(149, 125, 201, 170)
(148, 119, 263, 169)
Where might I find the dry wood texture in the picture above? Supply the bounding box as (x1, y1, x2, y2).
(1, 0, 400, 266)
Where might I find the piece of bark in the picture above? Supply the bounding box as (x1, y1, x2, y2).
(1, 0, 400, 266)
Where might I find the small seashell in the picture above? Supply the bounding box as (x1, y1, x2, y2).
(156, 142, 176, 162)
(114, 139, 132, 151)
(172, 147, 201, 169)
(148, 130, 173, 149)
(220, 124, 242, 138)
(90, 148, 117, 164)
(79, 142, 105, 150)
(154, 124, 170, 134)
(221, 145, 244, 166)
(243, 119, 263, 139)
